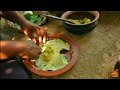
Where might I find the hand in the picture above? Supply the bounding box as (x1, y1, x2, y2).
(22, 22, 47, 45)
(1, 11, 47, 45)
(0, 40, 41, 60)
(17, 40, 41, 59)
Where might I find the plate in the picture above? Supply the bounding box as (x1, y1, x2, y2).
(23, 33, 79, 77)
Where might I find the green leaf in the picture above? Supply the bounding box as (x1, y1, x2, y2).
(34, 17, 42, 24)
(24, 13, 44, 24)
(24, 14, 32, 21)
(29, 15, 38, 23)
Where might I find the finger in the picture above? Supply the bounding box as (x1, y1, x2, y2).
(23, 30, 34, 40)
(38, 36, 42, 44)
(35, 27, 47, 44)
(20, 51, 39, 60)
(22, 55, 29, 60)
(34, 27, 43, 44)
(23, 30, 38, 44)
(34, 37, 39, 45)
(35, 27, 41, 36)
(32, 37, 37, 44)
(40, 29, 47, 43)
(40, 28, 45, 36)
(18, 52, 29, 60)
(42, 31, 47, 43)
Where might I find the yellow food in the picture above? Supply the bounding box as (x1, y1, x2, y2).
(35, 39, 70, 71)
(68, 18, 91, 25)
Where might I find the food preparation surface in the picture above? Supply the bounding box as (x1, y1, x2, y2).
(1, 11, 120, 79)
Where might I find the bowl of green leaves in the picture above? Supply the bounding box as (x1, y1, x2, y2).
(24, 11, 47, 25)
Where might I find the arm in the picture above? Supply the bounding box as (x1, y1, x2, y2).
(1, 11, 29, 28)
(0, 40, 40, 60)
(1, 11, 47, 45)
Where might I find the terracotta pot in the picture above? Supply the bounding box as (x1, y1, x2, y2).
(23, 33, 79, 77)
(61, 11, 100, 34)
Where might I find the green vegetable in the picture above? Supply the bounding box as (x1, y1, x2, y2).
(24, 13, 43, 24)
(8, 12, 44, 30)
(24, 14, 31, 21)
(29, 15, 38, 23)
(68, 17, 91, 25)
(34, 17, 42, 24)
(83, 18, 91, 24)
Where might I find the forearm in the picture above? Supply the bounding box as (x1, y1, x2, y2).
(0, 41, 23, 59)
(1, 11, 29, 28)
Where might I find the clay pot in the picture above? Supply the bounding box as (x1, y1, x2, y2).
(61, 11, 100, 34)
(23, 33, 79, 77)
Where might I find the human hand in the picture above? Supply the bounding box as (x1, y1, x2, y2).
(1, 11, 47, 45)
(22, 22, 47, 45)
(17, 40, 41, 59)
(0, 40, 41, 60)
